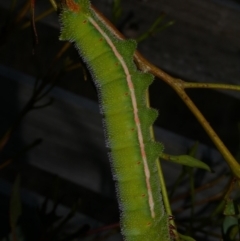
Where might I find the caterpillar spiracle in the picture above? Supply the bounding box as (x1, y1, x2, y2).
(59, 0, 171, 240)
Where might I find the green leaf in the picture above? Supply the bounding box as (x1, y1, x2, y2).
(229, 225, 240, 240)
(224, 199, 236, 216)
(178, 233, 196, 241)
(222, 216, 239, 240)
(161, 153, 211, 172)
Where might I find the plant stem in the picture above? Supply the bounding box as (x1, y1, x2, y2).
(49, 0, 58, 11)
(183, 82, 240, 91)
(135, 52, 240, 178)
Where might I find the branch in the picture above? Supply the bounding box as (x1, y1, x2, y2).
(92, 5, 240, 178)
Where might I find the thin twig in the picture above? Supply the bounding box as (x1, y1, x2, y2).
(183, 82, 240, 91)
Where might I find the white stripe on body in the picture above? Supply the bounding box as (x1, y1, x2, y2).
(88, 16, 155, 219)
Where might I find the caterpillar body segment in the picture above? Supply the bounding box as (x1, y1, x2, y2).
(60, 1, 171, 240)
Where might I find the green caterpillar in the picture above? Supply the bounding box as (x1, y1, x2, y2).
(59, 0, 171, 240)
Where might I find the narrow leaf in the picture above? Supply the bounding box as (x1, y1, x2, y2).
(161, 153, 211, 172)
(223, 199, 236, 216)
